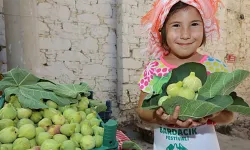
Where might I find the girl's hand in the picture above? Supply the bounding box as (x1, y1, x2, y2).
(155, 106, 202, 128)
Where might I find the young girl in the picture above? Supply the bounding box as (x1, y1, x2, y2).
(137, 0, 234, 150)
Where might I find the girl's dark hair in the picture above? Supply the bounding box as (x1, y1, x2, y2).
(160, 2, 206, 50)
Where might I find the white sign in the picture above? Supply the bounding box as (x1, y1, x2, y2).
(153, 124, 220, 150)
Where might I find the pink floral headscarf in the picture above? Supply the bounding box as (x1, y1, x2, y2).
(141, 0, 222, 59)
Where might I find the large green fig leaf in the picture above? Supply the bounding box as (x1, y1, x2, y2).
(226, 105, 250, 116)
(226, 92, 250, 115)
(142, 94, 161, 108)
(141, 72, 172, 102)
(161, 62, 207, 96)
(152, 72, 172, 94)
(37, 82, 57, 90)
(0, 68, 77, 109)
(38, 82, 91, 99)
(198, 70, 250, 98)
(4, 86, 47, 109)
(161, 96, 233, 121)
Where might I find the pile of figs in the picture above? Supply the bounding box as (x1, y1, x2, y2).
(0, 96, 104, 150)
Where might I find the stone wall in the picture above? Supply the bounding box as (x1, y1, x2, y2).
(36, 0, 120, 116)
(0, 0, 6, 73)
(116, 0, 152, 122)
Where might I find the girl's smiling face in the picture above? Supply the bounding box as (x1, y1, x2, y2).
(165, 6, 204, 58)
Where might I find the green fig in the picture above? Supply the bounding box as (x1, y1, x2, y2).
(0, 146, 8, 150)
(95, 135, 103, 148)
(79, 111, 86, 120)
(0, 127, 18, 143)
(17, 108, 32, 119)
(38, 118, 52, 131)
(39, 109, 44, 115)
(13, 117, 19, 125)
(53, 134, 68, 143)
(80, 135, 95, 150)
(92, 125, 104, 136)
(60, 140, 76, 150)
(71, 103, 78, 108)
(81, 97, 89, 105)
(80, 124, 93, 136)
(183, 72, 202, 92)
(13, 138, 31, 150)
(80, 119, 90, 126)
(9, 96, 21, 108)
(46, 100, 58, 109)
(36, 132, 52, 146)
(69, 112, 82, 123)
(30, 111, 43, 123)
(30, 138, 37, 148)
(1, 144, 12, 150)
(18, 124, 36, 139)
(63, 108, 76, 121)
(36, 127, 45, 136)
(167, 81, 183, 97)
(89, 118, 101, 127)
(178, 87, 196, 100)
(52, 114, 65, 125)
(58, 105, 71, 113)
(0, 103, 17, 120)
(72, 123, 80, 133)
(40, 139, 60, 150)
(86, 112, 97, 120)
(70, 103, 78, 111)
(71, 107, 78, 111)
(17, 118, 34, 128)
(70, 133, 83, 147)
(60, 124, 76, 137)
(0, 119, 15, 131)
(43, 108, 60, 120)
(78, 100, 88, 111)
